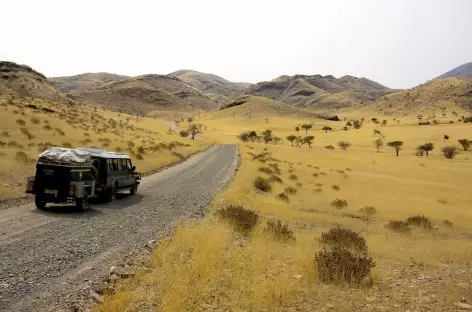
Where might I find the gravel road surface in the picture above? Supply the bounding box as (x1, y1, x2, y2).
(0, 144, 238, 311)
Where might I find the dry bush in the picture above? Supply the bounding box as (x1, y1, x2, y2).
(14, 151, 29, 164)
(319, 172, 327, 176)
(296, 182, 303, 187)
(264, 219, 296, 242)
(288, 174, 298, 180)
(312, 173, 319, 177)
(115, 147, 123, 152)
(441, 146, 458, 159)
(406, 215, 433, 229)
(136, 153, 144, 160)
(443, 220, 454, 228)
(315, 248, 375, 284)
(337, 141, 352, 150)
(61, 142, 73, 148)
(8, 140, 19, 148)
(285, 186, 297, 195)
(254, 176, 272, 192)
(268, 175, 283, 184)
(127, 141, 135, 148)
(325, 145, 335, 150)
(37, 142, 53, 152)
(137, 146, 146, 154)
(20, 128, 35, 140)
(258, 167, 274, 175)
(179, 130, 189, 137)
(16, 119, 26, 126)
(386, 220, 411, 233)
(1, 131, 9, 137)
(313, 188, 323, 193)
(332, 185, 340, 191)
(171, 151, 184, 160)
(216, 205, 259, 233)
(315, 183, 323, 187)
(331, 199, 348, 208)
(30, 117, 40, 124)
(43, 124, 52, 130)
(359, 206, 377, 216)
(320, 228, 368, 253)
(276, 192, 289, 203)
(55, 128, 65, 136)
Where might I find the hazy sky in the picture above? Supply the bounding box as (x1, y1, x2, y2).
(1, 0, 471, 89)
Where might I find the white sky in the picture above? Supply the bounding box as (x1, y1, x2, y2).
(1, 0, 471, 89)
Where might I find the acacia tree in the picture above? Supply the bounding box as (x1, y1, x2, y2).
(322, 126, 333, 133)
(295, 126, 300, 134)
(188, 123, 203, 140)
(262, 129, 273, 144)
(458, 139, 471, 151)
(287, 135, 297, 147)
(373, 129, 382, 136)
(303, 136, 315, 148)
(387, 141, 404, 156)
(373, 137, 384, 152)
(301, 124, 312, 135)
(419, 142, 434, 156)
(337, 141, 352, 150)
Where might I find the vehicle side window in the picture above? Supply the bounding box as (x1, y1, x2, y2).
(107, 159, 113, 172)
(126, 159, 132, 170)
(113, 159, 120, 171)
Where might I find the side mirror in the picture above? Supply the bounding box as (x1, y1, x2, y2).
(131, 166, 136, 171)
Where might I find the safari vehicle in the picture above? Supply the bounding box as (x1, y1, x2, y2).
(26, 147, 141, 210)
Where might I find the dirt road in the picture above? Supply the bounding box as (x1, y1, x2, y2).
(0, 145, 239, 311)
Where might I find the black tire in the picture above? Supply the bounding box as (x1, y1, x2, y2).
(76, 192, 88, 211)
(130, 181, 138, 195)
(35, 196, 47, 210)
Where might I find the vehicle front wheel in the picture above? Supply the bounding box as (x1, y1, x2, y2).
(76, 192, 89, 211)
(130, 181, 138, 195)
(35, 196, 47, 210)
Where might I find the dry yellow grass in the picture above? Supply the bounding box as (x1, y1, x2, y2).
(0, 95, 209, 200)
(98, 101, 472, 311)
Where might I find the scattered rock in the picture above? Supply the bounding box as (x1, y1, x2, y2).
(454, 303, 472, 310)
(292, 274, 302, 280)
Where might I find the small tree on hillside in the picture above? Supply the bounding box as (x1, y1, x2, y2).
(373, 129, 382, 137)
(262, 129, 273, 144)
(373, 137, 384, 152)
(287, 135, 297, 147)
(342, 126, 349, 131)
(387, 141, 404, 156)
(353, 120, 363, 129)
(458, 139, 471, 151)
(419, 143, 434, 156)
(346, 121, 353, 127)
(381, 120, 388, 126)
(322, 126, 333, 133)
(442, 146, 459, 159)
(301, 124, 312, 135)
(248, 131, 258, 143)
(187, 117, 193, 124)
(188, 123, 203, 139)
(238, 132, 250, 142)
(303, 136, 315, 148)
(337, 141, 352, 150)
(295, 126, 300, 134)
(295, 136, 304, 148)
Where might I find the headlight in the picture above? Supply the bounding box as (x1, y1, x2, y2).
(69, 184, 75, 196)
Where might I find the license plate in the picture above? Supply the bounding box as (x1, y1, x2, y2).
(44, 189, 58, 195)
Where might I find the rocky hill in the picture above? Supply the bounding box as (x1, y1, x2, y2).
(435, 62, 472, 79)
(373, 77, 472, 115)
(245, 74, 395, 110)
(50, 73, 129, 93)
(0, 61, 70, 102)
(70, 74, 219, 116)
(167, 69, 251, 102)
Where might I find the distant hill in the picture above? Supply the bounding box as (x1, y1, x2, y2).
(50, 73, 129, 93)
(167, 69, 251, 102)
(245, 74, 394, 110)
(435, 62, 472, 79)
(373, 77, 472, 115)
(0, 61, 70, 102)
(70, 74, 219, 116)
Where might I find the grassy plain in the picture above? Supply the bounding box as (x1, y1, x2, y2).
(99, 100, 472, 311)
(0, 95, 209, 200)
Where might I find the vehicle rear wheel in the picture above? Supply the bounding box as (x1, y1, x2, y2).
(130, 181, 138, 195)
(76, 192, 89, 211)
(35, 196, 47, 210)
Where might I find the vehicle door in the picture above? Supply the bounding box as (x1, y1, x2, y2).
(124, 159, 134, 187)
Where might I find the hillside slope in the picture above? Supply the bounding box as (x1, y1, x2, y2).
(167, 69, 251, 102)
(50, 73, 129, 93)
(373, 77, 472, 116)
(0, 61, 70, 102)
(245, 74, 394, 110)
(436, 62, 472, 79)
(71, 74, 219, 116)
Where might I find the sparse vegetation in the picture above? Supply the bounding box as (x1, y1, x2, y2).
(359, 206, 377, 216)
(441, 146, 458, 159)
(337, 141, 351, 150)
(264, 219, 295, 242)
(332, 185, 340, 191)
(406, 215, 433, 229)
(288, 174, 298, 180)
(457, 139, 471, 151)
(325, 145, 335, 150)
(322, 126, 333, 133)
(387, 141, 404, 156)
(254, 176, 272, 192)
(373, 137, 384, 152)
(418, 142, 434, 156)
(216, 205, 259, 233)
(386, 220, 411, 233)
(276, 192, 289, 202)
(179, 130, 189, 137)
(284, 186, 297, 195)
(319, 228, 368, 253)
(331, 199, 348, 208)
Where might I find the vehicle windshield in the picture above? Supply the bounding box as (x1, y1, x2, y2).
(70, 170, 91, 182)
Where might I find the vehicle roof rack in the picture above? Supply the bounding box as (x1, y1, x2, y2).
(77, 147, 130, 159)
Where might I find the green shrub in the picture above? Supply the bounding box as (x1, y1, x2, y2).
(254, 176, 272, 192)
(319, 228, 368, 253)
(216, 205, 259, 233)
(264, 219, 296, 242)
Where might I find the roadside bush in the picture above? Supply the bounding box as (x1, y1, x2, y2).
(171, 151, 185, 160)
(285, 186, 297, 195)
(332, 185, 340, 191)
(386, 220, 411, 233)
(276, 192, 289, 203)
(315, 248, 375, 284)
(288, 174, 298, 180)
(268, 175, 283, 184)
(331, 199, 348, 209)
(441, 146, 458, 159)
(258, 167, 274, 175)
(216, 205, 259, 233)
(179, 130, 189, 137)
(320, 228, 368, 253)
(406, 215, 433, 229)
(264, 219, 296, 242)
(254, 176, 272, 192)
